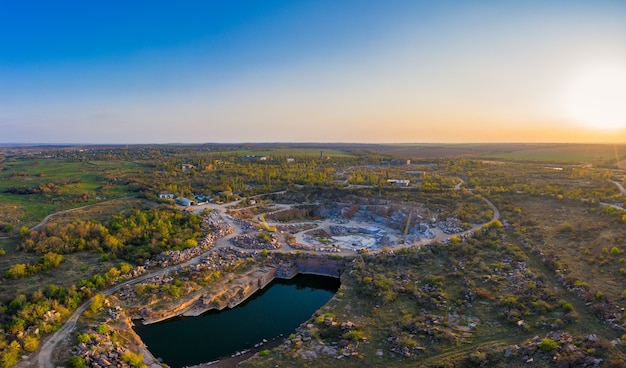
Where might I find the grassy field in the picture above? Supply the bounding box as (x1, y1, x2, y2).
(481, 144, 626, 164)
(209, 147, 355, 158)
(244, 225, 623, 367)
(507, 195, 626, 304)
(0, 198, 149, 301)
(0, 158, 145, 228)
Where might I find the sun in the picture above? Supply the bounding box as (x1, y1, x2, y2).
(562, 64, 626, 131)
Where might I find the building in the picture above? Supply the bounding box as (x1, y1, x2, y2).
(176, 197, 195, 206)
(387, 179, 410, 187)
(158, 192, 174, 199)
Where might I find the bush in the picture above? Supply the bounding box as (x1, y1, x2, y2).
(68, 356, 88, 368)
(88, 293, 106, 314)
(122, 351, 147, 368)
(538, 338, 559, 352)
(77, 333, 91, 343)
(467, 351, 487, 365)
(344, 330, 365, 342)
(561, 301, 574, 313)
(5, 263, 27, 279)
(22, 335, 39, 352)
(259, 349, 271, 357)
(96, 324, 109, 335)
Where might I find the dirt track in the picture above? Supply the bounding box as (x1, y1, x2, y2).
(30, 191, 501, 368)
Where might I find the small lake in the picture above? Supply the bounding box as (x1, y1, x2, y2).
(134, 274, 340, 367)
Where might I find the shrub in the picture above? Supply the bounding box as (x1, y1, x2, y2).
(88, 293, 106, 314)
(119, 262, 133, 274)
(574, 280, 590, 289)
(68, 356, 88, 368)
(77, 333, 91, 343)
(5, 263, 27, 279)
(344, 329, 365, 342)
(475, 288, 495, 300)
(121, 351, 147, 368)
(22, 335, 39, 352)
(561, 301, 574, 313)
(538, 338, 559, 352)
(96, 324, 109, 335)
(467, 351, 487, 365)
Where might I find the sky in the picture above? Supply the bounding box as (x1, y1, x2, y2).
(1, 0, 626, 144)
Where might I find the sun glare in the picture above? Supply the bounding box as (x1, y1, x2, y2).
(563, 64, 626, 131)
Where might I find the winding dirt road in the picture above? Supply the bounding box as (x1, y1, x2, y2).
(31, 190, 501, 368)
(1, 198, 132, 240)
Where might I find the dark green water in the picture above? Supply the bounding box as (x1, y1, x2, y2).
(134, 274, 340, 367)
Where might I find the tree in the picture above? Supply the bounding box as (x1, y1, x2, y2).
(19, 226, 30, 238)
(105, 267, 121, 280)
(68, 356, 88, 368)
(121, 351, 147, 368)
(88, 293, 106, 314)
(41, 252, 64, 268)
(5, 263, 27, 279)
(22, 335, 39, 352)
(0, 341, 21, 368)
(119, 263, 133, 274)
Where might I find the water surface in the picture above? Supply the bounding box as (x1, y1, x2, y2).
(134, 274, 340, 367)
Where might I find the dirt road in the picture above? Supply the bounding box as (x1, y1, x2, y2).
(32, 192, 501, 368)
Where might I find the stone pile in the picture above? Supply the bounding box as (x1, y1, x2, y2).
(276, 223, 317, 234)
(143, 212, 233, 268)
(120, 248, 250, 303)
(437, 217, 463, 234)
(499, 331, 618, 367)
(72, 328, 134, 368)
(232, 233, 281, 250)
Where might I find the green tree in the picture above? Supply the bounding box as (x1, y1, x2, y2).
(19, 226, 30, 238)
(88, 293, 106, 314)
(0, 341, 21, 368)
(22, 335, 39, 353)
(68, 356, 88, 368)
(5, 263, 27, 279)
(121, 351, 147, 368)
(105, 267, 120, 280)
(96, 324, 109, 335)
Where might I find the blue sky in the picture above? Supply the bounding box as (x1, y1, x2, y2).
(2, 1, 626, 143)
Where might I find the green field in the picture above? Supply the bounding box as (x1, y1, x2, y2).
(482, 144, 626, 163)
(0, 158, 145, 227)
(210, 147, 355, 158)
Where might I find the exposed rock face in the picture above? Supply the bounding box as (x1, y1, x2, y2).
(293, 257, 346, 278)
(139, 257, 346, 324)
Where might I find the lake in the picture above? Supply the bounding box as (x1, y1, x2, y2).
(133, 274, 340, 367)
